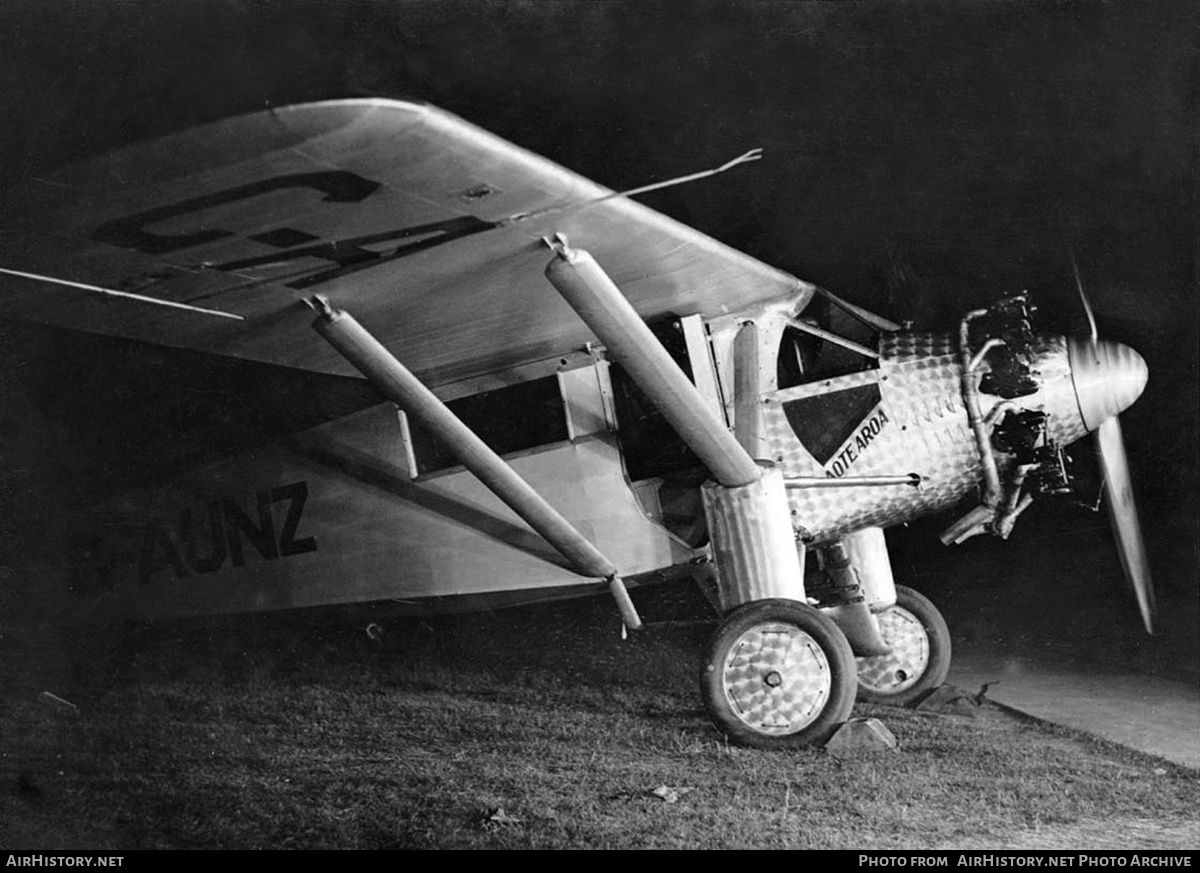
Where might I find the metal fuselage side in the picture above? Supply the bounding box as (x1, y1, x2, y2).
(708, 308, 1089, 545)
(26, 357, 697, 625)
(21, 291, 1089, 626)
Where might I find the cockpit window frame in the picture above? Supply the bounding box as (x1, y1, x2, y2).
(776, 318, 881, 391)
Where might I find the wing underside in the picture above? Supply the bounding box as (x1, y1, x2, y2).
(1, 98, 808, 387)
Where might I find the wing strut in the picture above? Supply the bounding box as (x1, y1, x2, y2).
(307, 296, 642, 631)
(543, 237, 807, 614)
(544, 237, 761, 489)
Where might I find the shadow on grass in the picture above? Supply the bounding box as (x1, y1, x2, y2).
(3, 577, 1198, 849)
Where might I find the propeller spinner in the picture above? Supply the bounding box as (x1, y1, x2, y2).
(1065, 270, 1156, 634)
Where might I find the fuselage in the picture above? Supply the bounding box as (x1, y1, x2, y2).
(772, 331, 1087, 543)
(13, 293, 1147, 625)
(699, 296, 1146, 545)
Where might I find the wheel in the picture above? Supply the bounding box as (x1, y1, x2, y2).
(700, 598, 857, 749)
(855, 585, 951, 706)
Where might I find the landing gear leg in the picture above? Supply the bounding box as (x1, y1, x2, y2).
(855, 585, 951, 706)
(700, 598, 857, 749)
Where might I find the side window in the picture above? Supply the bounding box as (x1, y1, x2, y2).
(776, 324, 878, 390)
(408, 376, 569, 476)
(609, 318, 703, 482)
(773, 316, 887, 473)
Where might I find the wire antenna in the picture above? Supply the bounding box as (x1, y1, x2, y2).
(500, 148, 764, 226)
(0, 267, 245, 321)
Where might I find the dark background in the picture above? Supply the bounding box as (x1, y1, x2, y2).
(0, 1, 1195, 668)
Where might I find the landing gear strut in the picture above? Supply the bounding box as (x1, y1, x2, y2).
(700, 598, 857, 749)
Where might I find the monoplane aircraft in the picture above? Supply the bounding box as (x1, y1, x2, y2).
(0, 99, 1153, 748)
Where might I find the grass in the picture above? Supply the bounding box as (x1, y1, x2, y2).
(2, 585, 1198, 850)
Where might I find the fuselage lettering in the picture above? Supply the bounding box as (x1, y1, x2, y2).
(70, 481, 318, 594)
(824, 407, 890, 478)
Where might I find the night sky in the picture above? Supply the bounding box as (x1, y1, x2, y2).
(0, 1, 1195, 626)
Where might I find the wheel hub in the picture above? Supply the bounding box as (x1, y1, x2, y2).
(722, 622, 832, 735)
(856, 606, 929, 694)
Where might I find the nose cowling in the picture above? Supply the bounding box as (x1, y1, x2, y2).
(1066, 338, 1148, 432)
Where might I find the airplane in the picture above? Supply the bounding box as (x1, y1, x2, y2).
(0, 98, 1154, 750)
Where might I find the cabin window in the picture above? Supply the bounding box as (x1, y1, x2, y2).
(774, 319, 886, 470)
(609, 318, 703, 482)
(407, 375, 569, 476)
(776, 323, 878, 390)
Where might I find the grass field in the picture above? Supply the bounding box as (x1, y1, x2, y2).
(3, 579, 1198, 850)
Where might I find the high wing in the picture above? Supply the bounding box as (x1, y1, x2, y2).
(0, 98, 810, 388)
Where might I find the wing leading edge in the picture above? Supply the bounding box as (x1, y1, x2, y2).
(0, 98, 810, 386)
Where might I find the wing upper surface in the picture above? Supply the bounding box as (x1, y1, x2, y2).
(0, 99, 809, 384)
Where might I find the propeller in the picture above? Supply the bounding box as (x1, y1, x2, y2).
(1068, 251, 1156, 634)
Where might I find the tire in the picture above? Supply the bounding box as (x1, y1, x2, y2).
(699, 598, 857, 749)
(855, 585, 951, 706)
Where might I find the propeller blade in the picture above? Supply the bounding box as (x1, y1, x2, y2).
(1068, 246, 1099, 344)
(1095, 416, 1156, 634)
